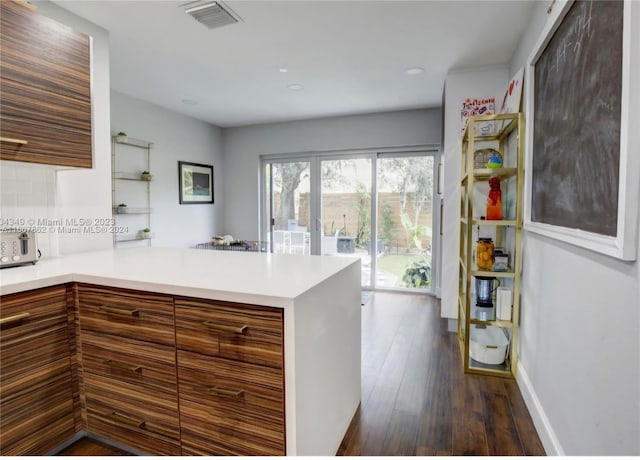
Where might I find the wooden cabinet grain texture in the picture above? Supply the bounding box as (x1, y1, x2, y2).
(77, 285, 179, 456)
(1, 283, 288, 456)
(175, 297, 284, 369)
(0, 0, 92, 168)
(175, 297, 286, 456)
(77, 284, 175, 345)
(0, 286, 75, 455)
(178, 350, 285, 456)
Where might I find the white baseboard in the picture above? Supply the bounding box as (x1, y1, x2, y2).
(516, 362, 565, 456)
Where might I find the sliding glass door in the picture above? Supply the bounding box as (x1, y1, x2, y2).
(320, 157, 373, 287)
(262, 150, 438, 292)
(376, 155, 435, 290)
(265, 161, 311, 255)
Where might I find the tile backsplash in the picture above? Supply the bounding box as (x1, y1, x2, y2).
(0, 161, 60, 258)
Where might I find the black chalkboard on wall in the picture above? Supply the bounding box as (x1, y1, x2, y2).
(531, 0, 623, 237)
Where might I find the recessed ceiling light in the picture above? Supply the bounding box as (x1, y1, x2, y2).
(181, 98, 198, 105)
(406, 67, 425, 75)
(287, 83, 304, 91)
(279, 68, 289, 73)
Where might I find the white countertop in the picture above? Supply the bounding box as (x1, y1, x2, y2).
(0, 247, 360, 308)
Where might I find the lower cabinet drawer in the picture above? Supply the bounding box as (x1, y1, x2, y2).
(177, 350, 285, 456)
(82, 332, 180, 456)
(0, 358, 74, 455)
(86, 408, 180, 456)
(81, 332, 177, 393)
(78, 284, 175, 346)
(175, 297, 284, 369)
(1, 327, 72, 396)
(0, 285, 75, 455)
(84, 377, 180, 456)
(1, 285, 69, 380)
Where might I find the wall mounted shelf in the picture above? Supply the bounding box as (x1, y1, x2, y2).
(111, 135, 153, 247)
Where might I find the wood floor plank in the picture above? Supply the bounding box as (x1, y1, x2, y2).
(480, 389, 524, 455)
(415, 316, 454, 455)
(382, 409, 419, 456)
(504, 379, 547, 455)
(394, 302, 433, 414)
(338, 292, 544, 456)
(451, 372, 490, 455)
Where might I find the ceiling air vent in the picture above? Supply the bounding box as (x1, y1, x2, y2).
(184, 1, 240, 30)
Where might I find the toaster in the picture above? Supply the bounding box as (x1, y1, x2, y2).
(0, 231, 39, 268)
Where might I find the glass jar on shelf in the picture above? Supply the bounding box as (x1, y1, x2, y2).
(475, 237, 494, 270)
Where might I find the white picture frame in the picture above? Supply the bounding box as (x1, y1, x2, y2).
(524, 0, 639, 261)
(499, 67, 524, 115)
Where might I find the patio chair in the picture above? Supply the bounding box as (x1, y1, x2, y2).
(272, 230, 290, 254)
(290, 231, 308, 255)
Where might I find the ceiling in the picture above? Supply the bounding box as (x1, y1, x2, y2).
(52, 0, 535, 128)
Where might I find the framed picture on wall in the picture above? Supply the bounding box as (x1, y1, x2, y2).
(179, 161, 214, 204)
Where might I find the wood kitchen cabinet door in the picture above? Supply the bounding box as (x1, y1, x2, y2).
(77, 284, 175, 346)
(77, 284, 180, 455)
(177, 350, 285, 456)
(0, 285, 75, 455)
(83, 348, 181, 457)
(175, 297, 284, 369)
(0, 0, 92, 168)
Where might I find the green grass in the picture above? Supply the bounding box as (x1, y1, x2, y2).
(376, 254, 430, 288)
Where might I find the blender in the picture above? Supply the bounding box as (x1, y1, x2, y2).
(475, 276, 499, 320)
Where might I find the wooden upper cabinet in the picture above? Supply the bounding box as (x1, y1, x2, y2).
(0, 0, 93, 168)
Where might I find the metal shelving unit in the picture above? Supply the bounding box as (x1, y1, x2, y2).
(111, 135, 154, 247)
(458, 113, 524, 378)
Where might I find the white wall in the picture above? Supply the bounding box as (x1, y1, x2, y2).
(440, 66, 509, 321)
(509, 2, 640, 455)
(110, 91, 224, 248)
(221, 109, 442, 239)
(1, 0, 112, 257)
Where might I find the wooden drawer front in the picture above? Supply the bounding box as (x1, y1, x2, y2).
(0, 358, 74, 455)
(175, 298, 283, 368)
(78, 285, 174, 345)
(1, 286, 70, 391)
(84, 375, 180, 455)
(1, 325, 71, 391)
(86, 410, 180, 456)
(177, 350, 285, 456)
(1, 0, 92, 168)
(81, 332, 177, 394)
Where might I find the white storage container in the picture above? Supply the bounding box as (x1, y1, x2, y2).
(496, 287, 513, 321)
(469, 325, 508, 365)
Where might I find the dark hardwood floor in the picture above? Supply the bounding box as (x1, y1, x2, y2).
(337, 291, 545, 456)
(57, 292, 544, 456)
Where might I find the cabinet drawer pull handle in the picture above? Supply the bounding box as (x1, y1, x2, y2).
(0, 312, 30, 326)
(105, 410, 145, 428)
(202, 321, 248, 335)
(98, 305, 140, 317)
(103, 359, 142, 373)
(0, 136, 28, 145)
(208, 386, 245, 398)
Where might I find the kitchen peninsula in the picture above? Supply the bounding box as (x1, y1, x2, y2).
(0, 247, 361, 456)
